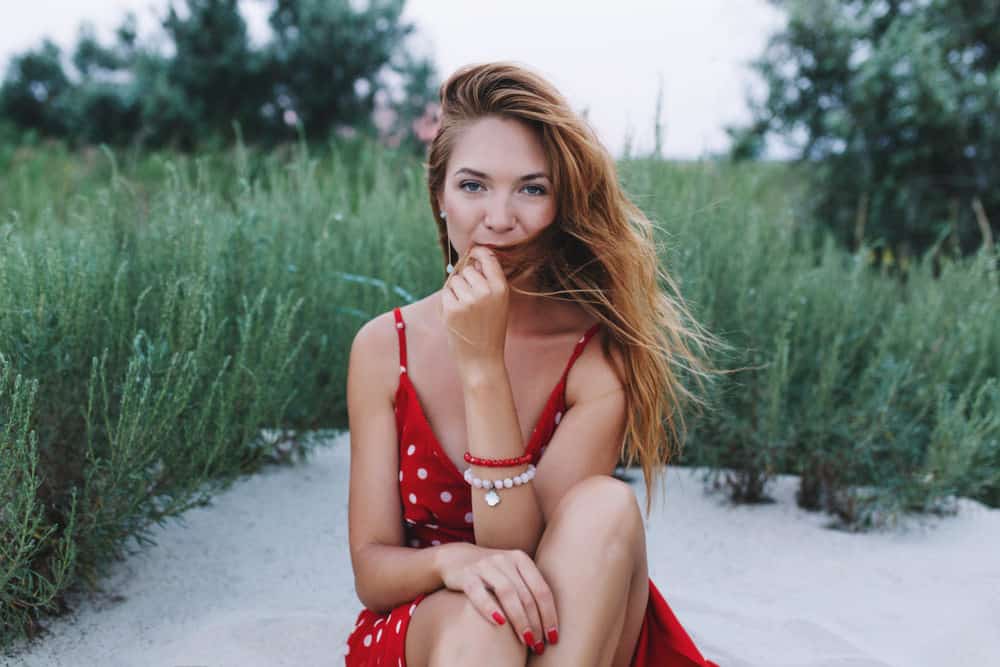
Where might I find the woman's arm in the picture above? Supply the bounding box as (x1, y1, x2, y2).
(353, 543, 443, 613)
(356, 542, 487, 613)
(347, 314, 442, 611)
(461, 362, 544, 556)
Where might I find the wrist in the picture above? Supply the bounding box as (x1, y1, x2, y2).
(458, 358, 506, 389)
(432, 541, 478, 579)
(431, 541, 457, 579)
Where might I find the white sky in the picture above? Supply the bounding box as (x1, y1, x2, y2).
(0, 0, 787, 159)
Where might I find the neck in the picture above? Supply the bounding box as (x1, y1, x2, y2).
(504, 274, 551, 338)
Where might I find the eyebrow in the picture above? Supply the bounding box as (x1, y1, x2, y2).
(454, 167, 550, 182)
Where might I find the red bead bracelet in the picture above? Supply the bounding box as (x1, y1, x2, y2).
(463, 450, 533, 467)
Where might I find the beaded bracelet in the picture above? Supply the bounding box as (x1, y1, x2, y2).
(463, 450, 533, 467)
(463, 464, 536, 507)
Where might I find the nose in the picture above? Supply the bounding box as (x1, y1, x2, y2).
(484, 197, 516, 233)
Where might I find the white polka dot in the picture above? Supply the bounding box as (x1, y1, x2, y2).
(417, 467, 428, 479)
(399, 659, 403, 667)
(554, 411, 562, 424)
(405, 518, 415, 525)
(440, 491, 452, 503)
(431, 540, 441, 546)
(377, 628, 383, 642)
(408, 493, 417, 504)
(374, 618, 383, 626)
(396, 619, 402, 633)
(579, 335, 585, 343)
(407, 444, 416, 456)
(345, 643, 350, 656)
(399, 470, 403, 482)
(427, 523, 438, 529)
(465, 511, 474, 523)
(396, 321, 404, 329)
(400, 365, 406, 373)
(363, 634, 372, 647)
(409, 603, 417, 616)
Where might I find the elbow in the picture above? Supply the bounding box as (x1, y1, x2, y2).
(355, 575, 390, 614)
(352, 545, 379, 611)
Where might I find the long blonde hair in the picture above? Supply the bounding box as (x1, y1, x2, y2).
(424, 61, 731, 515)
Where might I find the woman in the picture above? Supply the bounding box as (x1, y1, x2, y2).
(345, 61, 723, 666)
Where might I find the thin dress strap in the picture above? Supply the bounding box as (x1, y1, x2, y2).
(392, 306, 407, 373)
(559, 321, 602, 384)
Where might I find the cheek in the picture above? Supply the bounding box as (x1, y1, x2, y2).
(527, 201, 557, 228)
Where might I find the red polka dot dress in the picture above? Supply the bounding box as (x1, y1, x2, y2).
(344, 307, 718, 667)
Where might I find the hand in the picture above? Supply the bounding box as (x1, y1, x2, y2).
(435, 542, 559, 653)
(440, 245, 509, 375)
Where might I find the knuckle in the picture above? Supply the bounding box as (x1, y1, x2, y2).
(535, 587, 554, 607)
(493, 581, 513, 599)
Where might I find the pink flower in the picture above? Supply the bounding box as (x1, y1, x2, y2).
(412, 102, 442, 145)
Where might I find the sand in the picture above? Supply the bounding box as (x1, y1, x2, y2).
(4, 430, 999, 666)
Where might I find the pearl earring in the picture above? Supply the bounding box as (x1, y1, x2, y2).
(442, 211, 454, 274)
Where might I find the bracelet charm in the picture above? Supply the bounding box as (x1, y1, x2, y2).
(463, 464, 536, 507)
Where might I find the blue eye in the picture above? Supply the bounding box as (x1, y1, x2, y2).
(459, 181, 547, 195)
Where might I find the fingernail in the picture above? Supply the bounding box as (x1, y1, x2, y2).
(522, 630, 535, 646)
(492, 611, 505, 625)
(533, 641, 545, 655)
(546, 627, 559, 644)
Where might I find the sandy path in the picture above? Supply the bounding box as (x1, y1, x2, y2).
(5, 431, 999, 666)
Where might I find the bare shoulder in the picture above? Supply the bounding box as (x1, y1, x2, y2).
(349, 308, 400, 404)
(566, 321, 627, 407)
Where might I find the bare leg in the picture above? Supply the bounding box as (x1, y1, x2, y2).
(406, 588, 528, 667)
(527, 476, 646, 667)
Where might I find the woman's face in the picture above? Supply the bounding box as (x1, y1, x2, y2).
(437, 115, 556, 258)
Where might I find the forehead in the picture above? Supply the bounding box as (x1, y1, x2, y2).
(448, 116, 548, 174)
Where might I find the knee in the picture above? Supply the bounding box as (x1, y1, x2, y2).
(549, 475, 644, 543)
(431, 591, 527, 661)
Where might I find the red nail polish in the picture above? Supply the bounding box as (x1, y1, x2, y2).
(546, 627, 559, 644)
(533, 641, 545, 655)
(492, 611, 505, 625)
(523, 630, 535, 646)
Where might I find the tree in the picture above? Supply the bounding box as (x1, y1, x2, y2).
(0, 0, 437, 151)
(728, 0, 1000, 260)
(0, 40, 74, 138)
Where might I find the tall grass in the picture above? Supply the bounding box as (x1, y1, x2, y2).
(620, 157, 1000, 527)
(1, 137, 997, 651)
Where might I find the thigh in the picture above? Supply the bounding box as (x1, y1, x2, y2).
(405, 588, 527, 667)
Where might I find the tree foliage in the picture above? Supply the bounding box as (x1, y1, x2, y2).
(0, 0, 438, 151)
(728, 0, 1000, 260)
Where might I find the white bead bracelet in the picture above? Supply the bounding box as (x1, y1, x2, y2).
(463, 464, 536, 507)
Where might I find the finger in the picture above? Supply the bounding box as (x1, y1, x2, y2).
(467, 245, 506, 288)
(447, 273, 475, 303)
(479, 562, 538, 650)
(441, 281, 458, 308)
(513, 552, 559, 645)
(460, 264, 490, 293)
(462, 574, 511, 630)
(492, 558, 546, 647)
